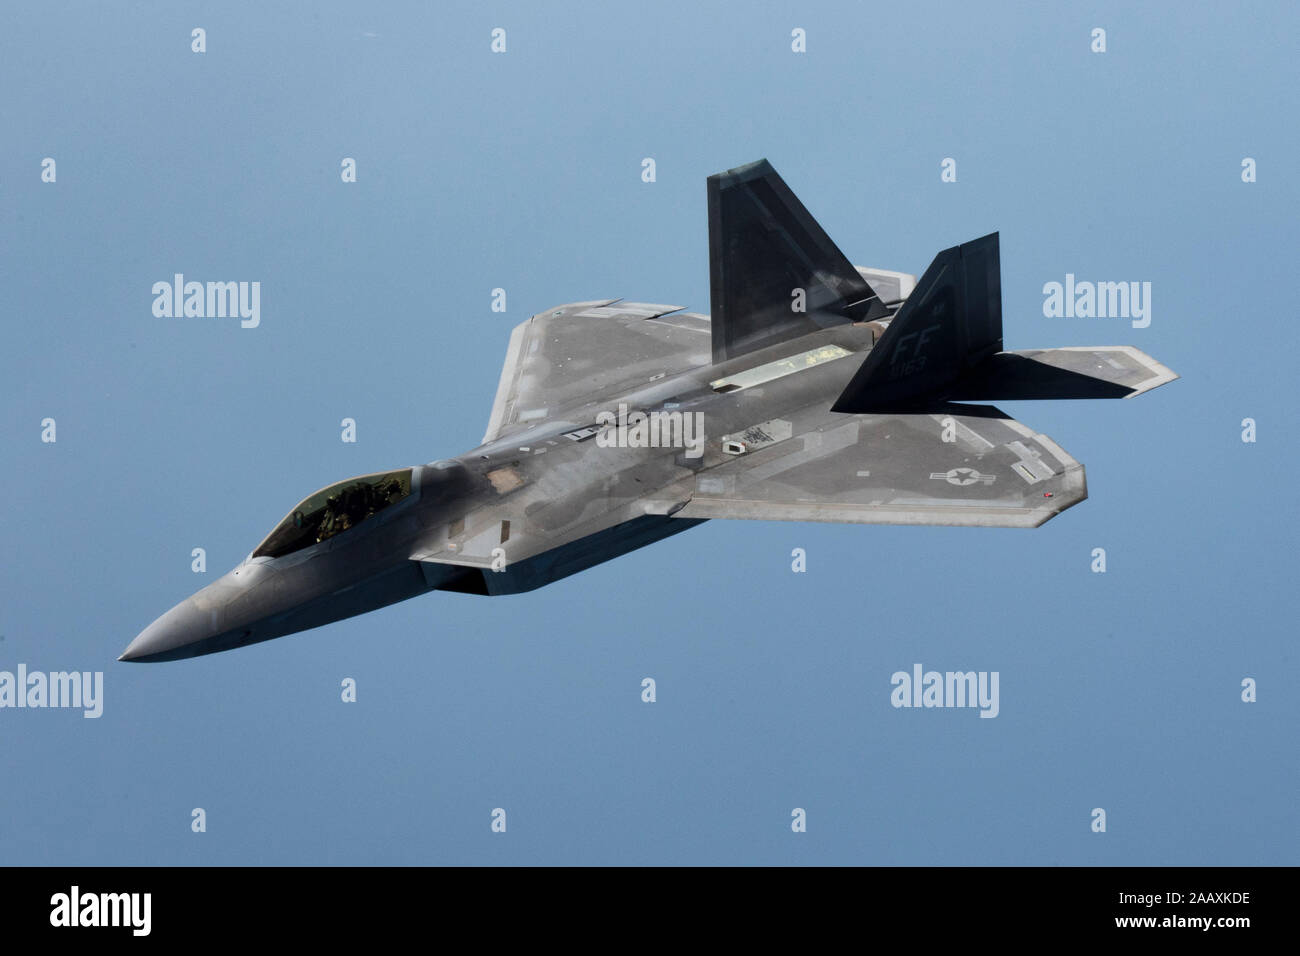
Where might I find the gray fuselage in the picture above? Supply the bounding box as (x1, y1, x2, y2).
(120, 320, 879, 662)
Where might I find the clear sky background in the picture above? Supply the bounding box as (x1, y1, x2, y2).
(2, 2, 1295, 865)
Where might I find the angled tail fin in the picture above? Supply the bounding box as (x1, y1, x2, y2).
(831, 231, 1178, 409)
(709, 159, 890, 364)
(831, 233, 1002, 411)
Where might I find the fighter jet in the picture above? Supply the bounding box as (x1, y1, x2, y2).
(120, 159, 1176, 662)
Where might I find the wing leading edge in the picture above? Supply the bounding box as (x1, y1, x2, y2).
(482, 300, 710, 445)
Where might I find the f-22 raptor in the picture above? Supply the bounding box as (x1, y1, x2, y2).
(121, 159, 1176, 662)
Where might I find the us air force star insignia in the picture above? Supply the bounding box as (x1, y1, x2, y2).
(929, 467, 996, 486)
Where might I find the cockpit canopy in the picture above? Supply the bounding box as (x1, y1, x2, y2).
(253, 469, 414, 559)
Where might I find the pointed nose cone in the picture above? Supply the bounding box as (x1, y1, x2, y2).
(119, 599, 213, 663)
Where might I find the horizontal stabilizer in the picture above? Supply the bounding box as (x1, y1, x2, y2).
(948, 347, 1178, 400)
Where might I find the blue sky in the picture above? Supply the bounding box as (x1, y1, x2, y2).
(1, 1, 1295, 865)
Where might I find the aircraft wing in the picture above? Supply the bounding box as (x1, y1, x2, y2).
(482, 300, 711, 444)
(673, 403, 1087, 528)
